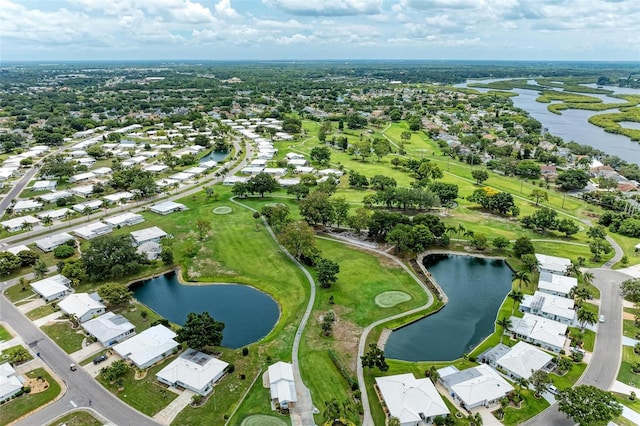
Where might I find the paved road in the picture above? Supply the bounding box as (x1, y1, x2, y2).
(524, 267, 630, 426)
(0, 167, 40, 215)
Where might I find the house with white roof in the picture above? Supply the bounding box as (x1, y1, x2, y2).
(510, 313, 568, 353)
(5, 245, 31, 256)
(520, 291, 576, 325)
(537, 272, 577, 298)
(74, 222, 113, 240)
(439, 364, 514, 410)
(1, 215, 40, 232)
(278, 178, 301, 187)
(103, 191, 134, 204)
(200, 160, 217, 169)
(37, 208, 71, 221)
(31, 180, 56, 191)
(156, 348, 228, 396)
(82, 312, 136, 347)
(143, 164, 169, 174)
(183, 166, 207, 177)
(130, 226, 168, 246)
(169, 172, 193, 182)
(103, 212, 144, 228)
(268, 362, 297, 410)
(149, 201, 187, 216)
(69, 171, 96, 183)
(40, 190, 73, 203)
(223, 176, 249, 186)
(113, 325, 178, 369)
(30, 275, 71, 301)
(92, 167, 112, 176)
(240, 166, 264, 175)
(0, 363, 24, 402)
(12, 200, 42, 213)
(288, 158, 308, 167)
(34, 232, 74, 252)
(155, 178, 179, 188)
(72, 200, 102, 213)
(262, 168, 286, 177)
(58, 293, 106, 323)
(481, 342, 554, 381)
(295, 166, 314, 174)
(375, 373, 449, 426)
(285, 153, 305, 161)
(318, 169, 344, 177)
(535, 254, 571, 275)
(70, 185, 94, 198)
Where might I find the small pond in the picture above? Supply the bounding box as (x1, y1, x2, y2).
(131, 271, 279, 349)
(385, 254, 513, 362)
(200, 150, 229, 163)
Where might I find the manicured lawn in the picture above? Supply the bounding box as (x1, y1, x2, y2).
(40, 322, 85, 354)
(618, 346, 640, 387)
(26, 303, 59, 320)
(1, 344, 34, 364)
(0, 324, 11, 341)
(502, 389, 550, 426)
(1, 368, 61, 425)
(551, 362, 587, 390)
(114, 302, 166, 333)
(3, 283, 37, 303)
(98, 355, 178, 416)
(230, 376, 283, 425)
(624, 319, 638, 339)
(47, 410, 103, 426)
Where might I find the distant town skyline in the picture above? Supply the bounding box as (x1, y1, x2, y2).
(1, 0, 639, 62)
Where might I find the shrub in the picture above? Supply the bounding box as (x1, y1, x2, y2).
(242, 347, 249, 356)
(53, 244, 75, 259)
(225, 364, 235, 374)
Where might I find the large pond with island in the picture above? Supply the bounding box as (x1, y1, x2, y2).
(131, 271, 279, 349)
(385, 254, 513, 362)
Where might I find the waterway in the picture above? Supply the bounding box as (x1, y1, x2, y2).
(385, 254, 513, 362)
(131, 271, 279, 349)
(455, 80, 640, 165)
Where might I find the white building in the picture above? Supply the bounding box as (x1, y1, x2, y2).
(223, 176, 249, 185)
(537, 272, 577, 298)
(510, 313, 568, 353)
(143, 164, 169, 174)
(69, 171, 96, 183)
(0, 363, 24, 402)
(168, 172, 193, 182)
(34, 232, 75, 252)
(149, 201, 187, 215)
(5, 245, 31, 256)
(439, 364, 514, 410)
(268, 362, 297, 410)
(103, 191, 134, 204)
(375, 373, 449, 426)
(74, 222, 113, 240)
(113, 325, 178, 369)
(37, 208, 71, 221)
(103, 212, 145, 228)
(12, 200, 43, 213)
(58, 293, 106, 323)
(495, 342, 554, 381)
(30, 275, 71, 301)
(39, 191, 73, 204)
(31, 180, 56, 191)
(520, 291, 576, 325)
(70, 185, 94, 198)
(1, 215, 40, 232)
(72, 200, 102, 213)
(130, 226, 168, 246)
(82, 312, 136, 347)
(535, 254, 571, 275)
(156, 348, 228, 396)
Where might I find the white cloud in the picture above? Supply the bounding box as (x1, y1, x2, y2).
(214, 0, 240, 18)
(264, 0, 382, 16)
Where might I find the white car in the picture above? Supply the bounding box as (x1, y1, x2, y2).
(599, 315, 605, 323)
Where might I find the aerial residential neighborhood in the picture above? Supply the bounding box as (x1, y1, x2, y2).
(0, 49, 639, 426)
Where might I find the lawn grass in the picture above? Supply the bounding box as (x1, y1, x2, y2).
(1, 344, 34, 364)
(47, 410, 103, 426)
(3, 283, 37, 303)
(26, 303, 59, 320)
(624, 319, 638, 339)
(40, 322, 85, 354)
(551, 362, 587, 390)
(1, 368, 61, 425)
(114, 302, 166, 333)
(229, 374, 285, 425)
(502, 388, 550, 426)
(0, 325, 11, 341)
(618, 346, 640, 387)
(97, 355, 178, 416)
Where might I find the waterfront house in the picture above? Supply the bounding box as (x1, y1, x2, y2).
(58, 293, 106, 323)
(156, 348, 228, 396)
(113, 325, 178, 369)
(268, 362, 297, 410)
(82, 312, 136, 347)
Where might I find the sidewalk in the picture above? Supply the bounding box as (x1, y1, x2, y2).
(153, 389, 195, 425)
(33, 311, 63, 327)
(70, 341, 104, 363)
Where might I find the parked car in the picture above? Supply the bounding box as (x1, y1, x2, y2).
(548, 385, 558, 395)
(599, 314, 605, 323)
(93, 354, 108, 364)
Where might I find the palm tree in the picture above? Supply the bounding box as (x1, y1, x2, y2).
(565, 261, 581, 278)
(388, 417, 401, 426)
(570, 287, 592, 308)
(513, 271, 531, 289)
(577, 308, 597, 331)
(457, 224, 466, 238)
(446, 225, 457, 239)
(463, 230, 475, 240)
(41, 215, 53, 229)
(508, 290, 525, 315)
(18, 277, 29, 291)
(497, 317, 512, 332)
(582, 272, 595, 286)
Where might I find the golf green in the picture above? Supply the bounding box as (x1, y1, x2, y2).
(213, 206, 233, 214)
(240, 414, 289, 426)
(374, 291, 412, 308)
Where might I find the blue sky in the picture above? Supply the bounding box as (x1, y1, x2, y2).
(1, 0, 638, 61)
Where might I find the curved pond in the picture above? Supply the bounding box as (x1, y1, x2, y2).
(200, 150, 229, 163)
(385, 254, 512, 362)
(131, 271, 279, 349)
